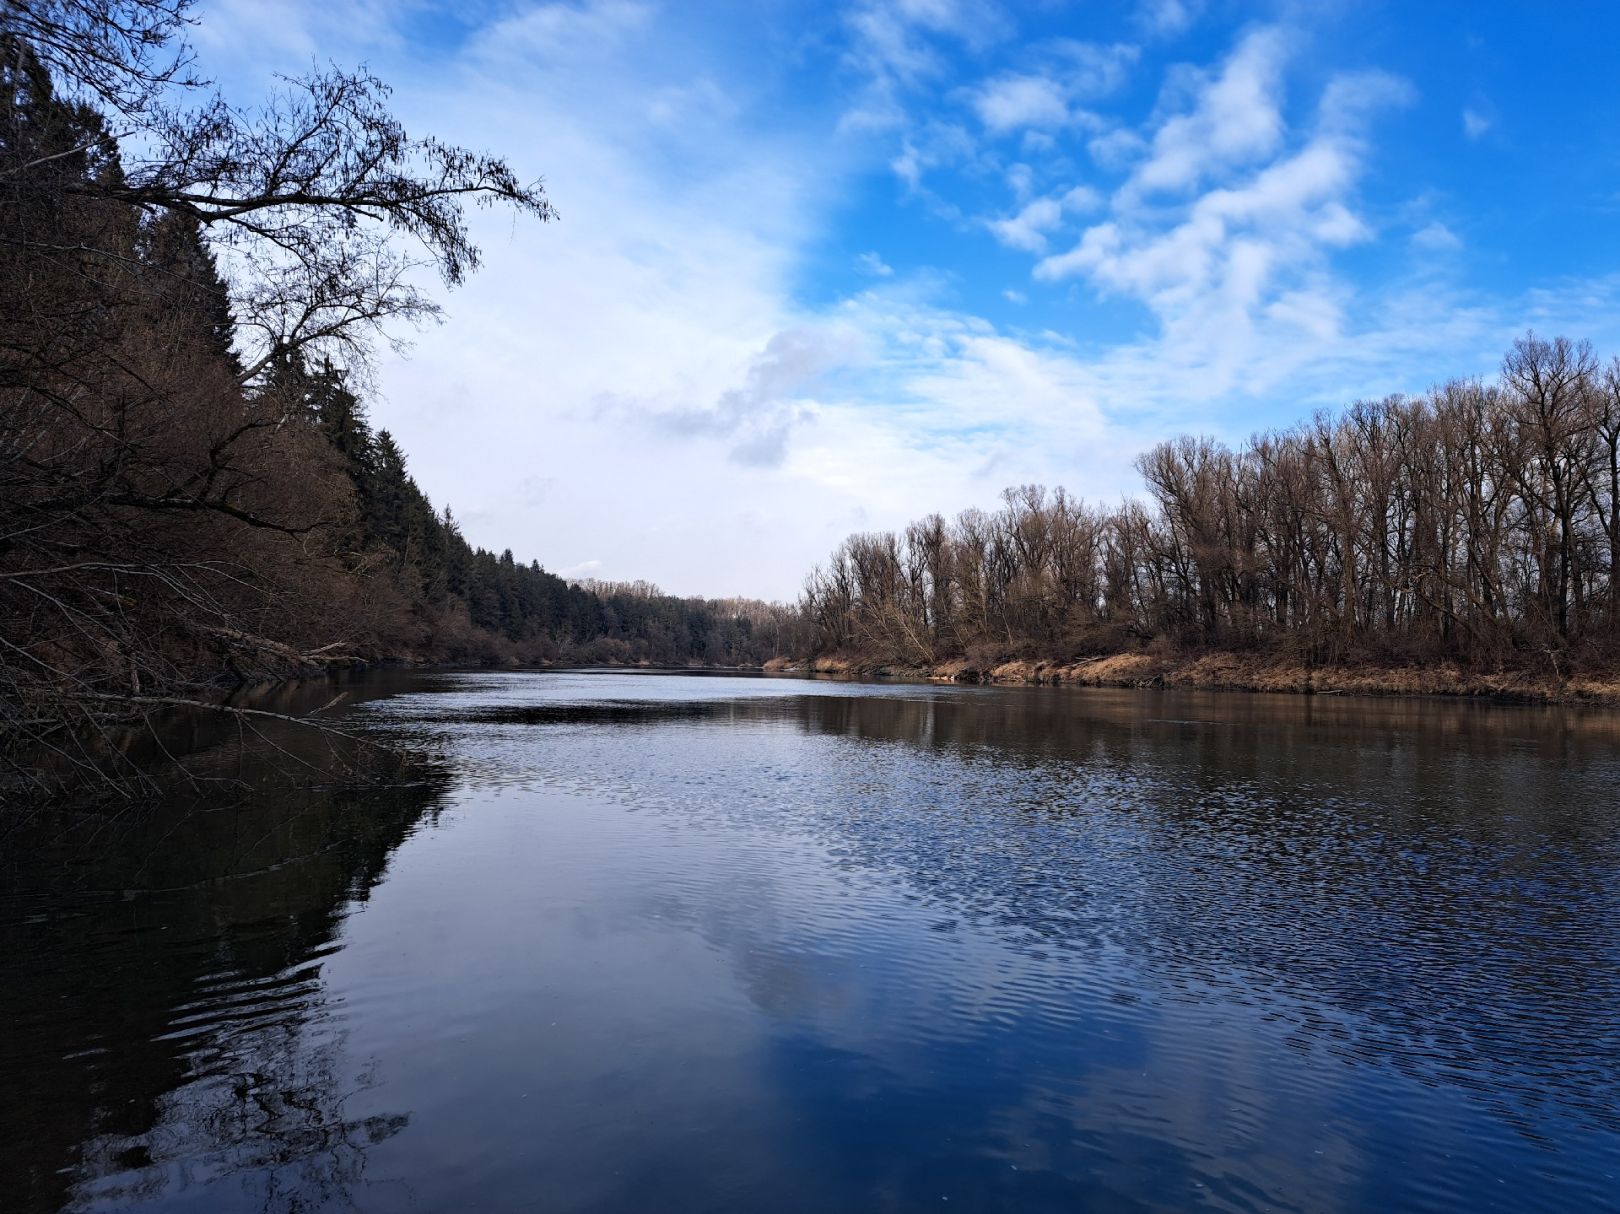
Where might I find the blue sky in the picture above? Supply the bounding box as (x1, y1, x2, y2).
(196, 0, 1620, 598)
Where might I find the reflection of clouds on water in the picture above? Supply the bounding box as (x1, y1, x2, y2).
(539, 804, 1364, 1213)
(11, 671, 1620, 1213)
(369, 673, 1620, 1143)
(598, 825, 1369, 1212)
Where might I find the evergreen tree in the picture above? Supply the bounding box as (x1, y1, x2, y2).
(138, 211, 241, 373)
(308, 359, 377, 493)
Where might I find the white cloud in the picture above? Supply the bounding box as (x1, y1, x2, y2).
(1462, 106, 1491, 139)
(557, 559, 604, 581)
(1087, 127, 1147, 170)
(1137, 0, 1204, 37)
(1061, 184, 1103, 213)
(988, 186, 1102, 252)
(1124, 26, 1288, 198)
(973, 73, 1071, 132)
(856, 251, 895, 276)
(1264, 287, 1343, 342)
(653, 327, 867, 468)
(889, 121, 978, 190)
(1031, 32, 1416, 397)
(646, 77, 735, 127)
(329, 5, 854, 597)
(473, 1, 654, 62)
(192, 0, 420, 60)
(1040, 134, 1377, 301)
(186, 3, 1620, 601)
(989, 197, 1064, 252)
(1411, 221, 1463, 252)
(1319, 69, 1415, 129)
(969, 43, 1136, 135)
(840, 0, 1009, 130)
(1050, 39, 1140, 97)
(330, 1, 1167, 597)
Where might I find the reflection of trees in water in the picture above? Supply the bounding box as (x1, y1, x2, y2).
(1, 727, 448, 1214)
(2, 669, 430, 810)
(787, 684, 1620, 772)
(461, 680, 1620, 782)
(75, 1008, 410, 1213)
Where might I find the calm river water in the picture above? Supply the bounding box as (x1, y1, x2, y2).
(3, 670, 1619, 1213)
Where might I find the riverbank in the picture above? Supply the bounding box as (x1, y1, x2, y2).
(770, 651, 1620, 704)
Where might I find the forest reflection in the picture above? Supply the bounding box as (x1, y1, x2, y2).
(1, 709, 449, 1214)
(467, 679, 1620, 773)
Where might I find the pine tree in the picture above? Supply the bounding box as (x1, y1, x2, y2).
(310, 360, 375, 474)
(139, 211, 241, 373)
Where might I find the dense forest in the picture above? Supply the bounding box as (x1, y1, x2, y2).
(801, 336, 1620, 683)
(0, 0, 796, 791)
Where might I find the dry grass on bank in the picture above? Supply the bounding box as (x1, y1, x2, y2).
(783, 650, 1620, 705)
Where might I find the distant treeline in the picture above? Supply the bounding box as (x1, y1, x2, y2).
(0, 4, 793, 790)
(803, 336, 1620, 674)
(284, 354, 800, 667)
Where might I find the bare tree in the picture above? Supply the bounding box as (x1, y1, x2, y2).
(801, 335, 1620, 679)
(1, 0, 198, 118)
(1, 4, 553, 796)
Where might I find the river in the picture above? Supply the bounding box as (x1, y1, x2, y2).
(3, 670, 1618, 1212)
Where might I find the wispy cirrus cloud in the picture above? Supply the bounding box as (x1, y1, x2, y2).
(856, 250, 895, 276)
(839, 0, 1009, 131)
(1028, 28, 1415, 390)
(185, 1, 1620, 600)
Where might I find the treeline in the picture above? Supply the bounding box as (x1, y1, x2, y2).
(0, 2, 787, 791)
(803, 336, 1620, 674)
(283, 354, 801, 667)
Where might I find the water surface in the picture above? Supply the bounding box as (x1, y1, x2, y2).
(4, 671, 1618, 1212)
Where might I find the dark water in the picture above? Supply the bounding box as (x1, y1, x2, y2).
(4, 672, 1619, 1213)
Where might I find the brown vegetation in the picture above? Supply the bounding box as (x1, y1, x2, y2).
(779, 650, 1620, 703)
(800, 336, 1620, 704)
(0, 3, 799, 798)
(0, 3, 559, 793)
